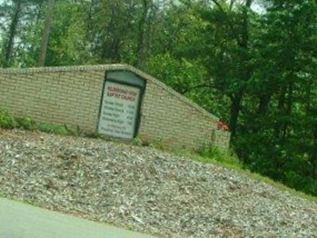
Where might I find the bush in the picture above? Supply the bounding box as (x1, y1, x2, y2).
(0, 109, 73, 136)
(15, 117, 36, 130)
(197, 145, 241, 169)
(0, 109, 17, 129)
(37, 123, 71, 135)
(284, 171, 317, 196)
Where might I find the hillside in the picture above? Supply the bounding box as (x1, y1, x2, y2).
(0, 129, 316, 238)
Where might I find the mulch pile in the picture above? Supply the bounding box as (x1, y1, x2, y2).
(0, 129, 316, 237)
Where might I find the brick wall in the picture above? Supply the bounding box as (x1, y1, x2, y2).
(0, 64, 230, 149)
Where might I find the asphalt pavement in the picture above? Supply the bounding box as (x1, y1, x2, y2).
(0, 197, 155, 238)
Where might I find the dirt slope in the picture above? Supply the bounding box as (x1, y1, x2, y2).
(0, 129, 316, 237)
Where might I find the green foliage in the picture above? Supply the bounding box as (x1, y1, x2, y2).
(285, 171, 317, 196)
(131, 136, 143, 146)
(197, 145, 242, 169)
(145, 53, 207, 93)
(148, 138, 166, 150)
(0, 109, 72, 136)
(131, 136, 167, 150)
(37, 123, 70, 136)
(15, 117, 36, 130)
(0, 109, 17, 129)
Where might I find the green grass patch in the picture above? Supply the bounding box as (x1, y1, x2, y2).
(178, 146, 317, 204)
(0, 109, 73, 136)
(37, 123, 71, 135)
(196, 145, 242, 169)
(0, 109, 18, 129)
(132, 139, 317, 202)
(15, 117, 36, 130)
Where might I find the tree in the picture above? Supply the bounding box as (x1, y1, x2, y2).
(38, 0, 55, 66)
(1, 0, 23, 67)
(135, 0, 156, 67)
(199, 0, 255, 136)
(237, 0, 317, 186)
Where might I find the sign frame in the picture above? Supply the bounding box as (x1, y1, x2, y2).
(97, 70, 146, 139)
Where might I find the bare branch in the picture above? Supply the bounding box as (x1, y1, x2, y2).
(229, 0, 236, 10)
(211, 0, 225, 13)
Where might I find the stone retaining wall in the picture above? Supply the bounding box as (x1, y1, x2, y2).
(0, 64, 230, 149)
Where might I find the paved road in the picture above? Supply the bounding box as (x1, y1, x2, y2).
(0, 198, 155, 238)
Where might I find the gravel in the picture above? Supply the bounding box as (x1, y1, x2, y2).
(0, 128, 316, 238)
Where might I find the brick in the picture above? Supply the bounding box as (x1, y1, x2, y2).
(0, 65, 230, 149)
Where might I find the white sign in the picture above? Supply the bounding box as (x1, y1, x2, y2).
(98, 81, 140, 139)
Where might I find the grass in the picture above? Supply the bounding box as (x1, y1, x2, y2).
(124, 135, 317, 203)
(177, 147, 317, 204)
(140, 138, 317, 203)
(0, 109, 73, 136)
(0, 109, 18, 129)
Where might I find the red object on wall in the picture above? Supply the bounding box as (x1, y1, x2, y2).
(217, 121, 229, 131)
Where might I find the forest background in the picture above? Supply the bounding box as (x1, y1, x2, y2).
(1, 0, 317, 196)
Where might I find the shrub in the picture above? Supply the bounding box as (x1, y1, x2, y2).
(284, 171, 317, 196)
(0, 109, 73, 136)
(15, 117, 36, 130)
(0, 109, 17, 129)
(197, 144, 241, 169)
(37, 123, 71, 135)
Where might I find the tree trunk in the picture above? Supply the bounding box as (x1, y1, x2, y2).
(312, 124, 317, 179)
(273, 87, 286, 139)
(86, 0, 97, 43)
(136, 0, 150, 67)
(281, 81, 294, 142)
(229, 0, 253, 137)
(257, 94, 271, 115)
(2, 0, 22, 67)
(101, 2, 121, 62)
(230, 91, 243, 137)
(38, 0, 55, 67)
